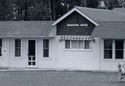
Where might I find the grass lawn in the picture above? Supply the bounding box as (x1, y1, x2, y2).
(0, 70, 125, 86)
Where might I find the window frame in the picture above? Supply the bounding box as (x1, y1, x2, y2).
(65, 40, 91, 50)
(43, 39, 49, 58)
(84, 40, 90, 49)
(103, 39, 125, 60)
(115, 40, 124, 59)
(65, 40, 70, 49)
(0, 39, 2, 56)
(15, 39, 21, 57)
(104, 40, 113, 59)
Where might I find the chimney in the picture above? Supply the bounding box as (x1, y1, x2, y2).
(98, 0, 106, 9)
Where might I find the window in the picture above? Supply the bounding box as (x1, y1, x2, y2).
(0, 39, 2, 56)
(85, 40, 90, 49)
(104, 40, 113, 59)
(65, 40, 70, 49)
(115, 40, 124, 59)
(104, 40, 124, 60)
(65, 40, 90, 49)
(43, 39, 49, 57)
(71, 40, 83, 49)
(15, 39, 21, 57)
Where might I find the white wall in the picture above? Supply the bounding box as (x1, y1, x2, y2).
(99, 39, 125, 71)
(1, 37, 117, 71)
(0, 38, 9, 67)
(9, 38, 28, 68)
(38, 36, 100, 71)
(0, 38, 36, 68)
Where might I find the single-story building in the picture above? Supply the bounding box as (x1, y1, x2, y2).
(0, 6, 125, 71)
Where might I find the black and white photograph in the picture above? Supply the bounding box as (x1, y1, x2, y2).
(0, 0, 125, 86)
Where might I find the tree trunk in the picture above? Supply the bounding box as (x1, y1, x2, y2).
(24, 0, 28, 20)
(47, 0, 52, 20)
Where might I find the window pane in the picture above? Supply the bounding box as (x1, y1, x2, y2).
(104, 40, 112, 59)
(28, 62, 31, 65)
(104, 40, 112, 49)
(71, 40, 83, 49)
(115, 40, 124, 59)
(15, 39, 21, 57)
(0, 39, 2, 56)
(0, 39, 2, 47)
(33, 62, 35, 65)
(15, 48, 21, 57)
(43, 39, 49, 48)
(104, 50, 112, 59)
(72, 40, 78, 49)
(115, 40, 124, 49)
(115, 50, 123, 59)
(15, 39, 21, 47)
(65, 40, 70, 49)
(85, 41, 90, 49)
(29, 48, 35, 55)
(78, 40, 83, 49)
(0, 48, 1, 56)
(28, 40, 35, 55)
(43, 49, 49, 57)
(43, 39, 49, 57)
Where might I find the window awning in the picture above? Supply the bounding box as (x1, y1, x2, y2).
(60, 35, 94, 41)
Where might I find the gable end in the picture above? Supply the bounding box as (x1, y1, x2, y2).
(52, 8, 99, 26)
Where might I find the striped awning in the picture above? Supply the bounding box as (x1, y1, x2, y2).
(60, 35, 94, 41)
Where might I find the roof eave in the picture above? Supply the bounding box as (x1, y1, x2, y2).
(0, 36, 56, 38)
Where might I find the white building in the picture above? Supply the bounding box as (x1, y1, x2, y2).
(0, 6, 125, 71)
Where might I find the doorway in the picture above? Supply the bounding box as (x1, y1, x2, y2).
(28, 40, 36, 66)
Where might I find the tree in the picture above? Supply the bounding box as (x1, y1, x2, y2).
(51, 0, 82, 20)
(10, 0, 51, 20)
(0, 0, 13, 20)
(104, 0, 119, 9)
(0, 0, 122, 21)
(87, 0, 99, 8)
(118, 0, 125, 7)
(28, 0, 51, 20)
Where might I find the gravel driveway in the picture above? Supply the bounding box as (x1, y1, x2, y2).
(0, 70, 124, 86)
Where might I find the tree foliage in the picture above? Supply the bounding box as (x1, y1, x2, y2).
(0, 0, 124, 21)
(0, 0, 13, 20)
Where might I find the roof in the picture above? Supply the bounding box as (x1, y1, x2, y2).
(91, 22, 125, 38)
(0, 7, 125, 38)
(76, 6, 125, 22)
(0, 21, 55, 37)
(113, 8, 125, 13)
(52, 7, 99, 26)
(72, 7, 125, 38)
(52, 6, 125, 26)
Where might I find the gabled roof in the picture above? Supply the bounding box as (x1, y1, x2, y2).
(91, 22, 125, 38)
(75, 6, 125, 22)
(0, 21, 55, 37)
(52, 6, 125, 26)
(52, 7, 100, 26)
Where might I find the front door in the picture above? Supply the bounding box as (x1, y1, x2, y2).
(28, 40, 36, 66)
